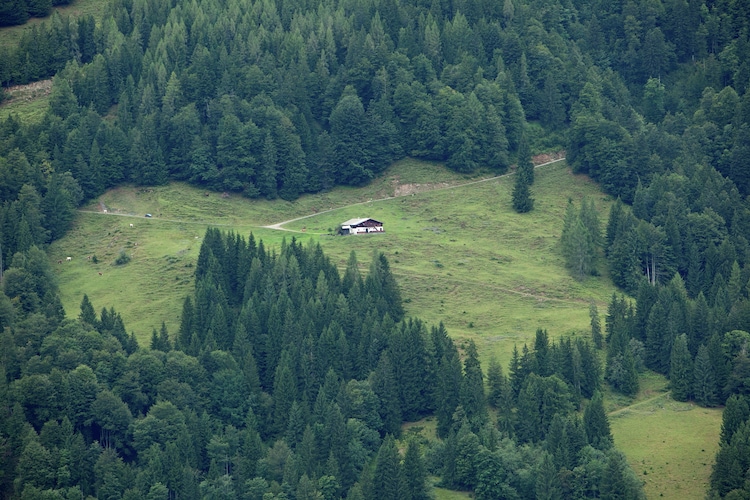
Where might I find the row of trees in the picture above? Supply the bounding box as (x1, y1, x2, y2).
(1, 0, 750, 289)
(0, 231, 644, 498)
(0, 0, 72, 27)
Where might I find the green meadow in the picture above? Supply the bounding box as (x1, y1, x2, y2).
(48, 158, 722, 498)
(608, 373, 723, 500)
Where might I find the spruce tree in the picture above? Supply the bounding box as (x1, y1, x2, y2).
(435, 349, 462, 439)
(535, 452, 562, 500)
(400, 440, 428, 500)
(583, 390, 612, 450)
(512, 171, 534, 213)
(693, 344, 717, 407)
(719, 395, 749, 445)
(460, 340, 487, 427)
(454, 421, 480, 489)
(372, 435, 400, 500)
(516, 133, 534, 185)
(590, 301, 603, 349)
(486, 357, 506, 409)
(79, 293, 97, 326)
(371, 353, 402, 437)
(669, 334, 693, 401)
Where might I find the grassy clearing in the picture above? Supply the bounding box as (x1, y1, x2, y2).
(49, 158, 720, 497)
(0, 81, 51, 123)
(610, 388, 722, 499)
(605, 372, 723, 500)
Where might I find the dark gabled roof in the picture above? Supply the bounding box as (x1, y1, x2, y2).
(340, 218, 382, 226)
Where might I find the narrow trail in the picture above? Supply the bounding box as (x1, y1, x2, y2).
(608, 391, 673, 417)
(262, 157, 566, 232)
(77, 156, 576, 305)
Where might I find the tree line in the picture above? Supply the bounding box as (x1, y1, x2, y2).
(1, 0, 749, 248)
(0, 231, 645, 499)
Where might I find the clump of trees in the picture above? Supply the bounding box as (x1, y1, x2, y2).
(0, 231, 645, 499)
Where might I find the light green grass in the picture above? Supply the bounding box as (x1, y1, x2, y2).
(604, 372, 722, 500)
(0, 92, 50, 123)
(610, 383, 722, 500)
(48, 158, 720, 497)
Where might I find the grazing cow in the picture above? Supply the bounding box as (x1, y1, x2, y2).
(98, 272, 102, 276)
(58, 260, 62, 264)
(103, 209, 107, 213)
(130, 223, 134, 228)
(66, 257, 72, 261)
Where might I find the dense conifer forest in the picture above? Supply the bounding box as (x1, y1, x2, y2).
(1, 0, 750, 496)
(0, 231, 648, 498)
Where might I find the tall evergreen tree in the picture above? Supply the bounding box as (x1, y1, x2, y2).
(669, 334, 693, 401)
(590, 301, 603, 349)
(693, 344, 717, 407)
(372, 435, 400, 500)
(400, 440, 428, 500)
(583, 390, 612, 450)
(512, 170, 534, 213)
(460, 340, 487, 427)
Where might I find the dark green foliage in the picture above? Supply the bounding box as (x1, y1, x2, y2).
(693, 344, 718, 407)
(373, 435, 400, 500)
(400, 440, 428, 500)
(606, 310, 640, 397)
(669, 334, 693, 401)
(460, 340, 487, 427)
(561, 199, 602, 280)
(516, 374, 573, 444)
(583, 391, 612, 451)
(590, 301, 603, 349)
(511, 169, 534, 213)
(720, 395, 750, 446)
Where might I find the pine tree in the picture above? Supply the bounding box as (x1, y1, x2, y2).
(534, 329, 551, 377)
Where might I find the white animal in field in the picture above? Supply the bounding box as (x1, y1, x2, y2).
(103, 209, 107, 213)
(66, 257, 72, 261)
(130, 223, 134, 228)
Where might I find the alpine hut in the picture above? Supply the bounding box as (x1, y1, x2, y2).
(339, 218, 384, 235)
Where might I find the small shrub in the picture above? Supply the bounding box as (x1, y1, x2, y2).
(114, 250, 131, 266)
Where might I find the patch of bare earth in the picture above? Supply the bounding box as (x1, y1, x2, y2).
(393, 181, 453, 197)
(1, 79, 52, 106)
(532, 150, 566, 165)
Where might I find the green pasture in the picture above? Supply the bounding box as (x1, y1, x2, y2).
(609, 372, 722, 500)
(48, 157, 721, 497)
(53, 159, 614, 367)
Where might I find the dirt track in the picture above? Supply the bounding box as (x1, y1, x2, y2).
(262, 156, 567, 233)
